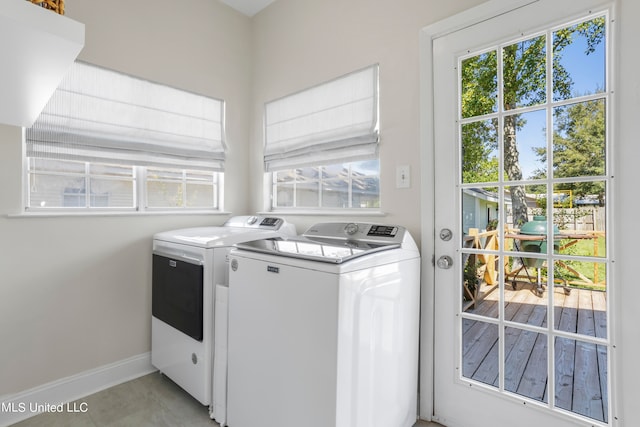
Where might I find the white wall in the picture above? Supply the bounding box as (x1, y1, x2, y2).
(0, 0, 252, 395)
(249, 0, 487, 244)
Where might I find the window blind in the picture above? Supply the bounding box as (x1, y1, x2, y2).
(264, 64, 379, 172)
(26, 61, 226, 172)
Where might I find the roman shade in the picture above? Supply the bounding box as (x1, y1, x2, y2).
(26, 61, 226, 172)
(264, 64, 379, 172)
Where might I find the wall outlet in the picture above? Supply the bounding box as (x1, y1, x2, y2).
(396, 165, 411, 188)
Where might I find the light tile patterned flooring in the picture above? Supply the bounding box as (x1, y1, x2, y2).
(12, 372, 441, 427)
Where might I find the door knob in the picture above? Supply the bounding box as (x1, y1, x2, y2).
(437, 255, 453, 269)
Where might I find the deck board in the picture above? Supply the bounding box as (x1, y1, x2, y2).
(593, 290, 608, 423)
(572, 340, 604, 420)
(462, 283, 608, 423)
(504, 304, 546, 394)
(516, 332, 548, 401)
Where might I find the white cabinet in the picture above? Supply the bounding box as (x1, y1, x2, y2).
(0, 0, 84, 127)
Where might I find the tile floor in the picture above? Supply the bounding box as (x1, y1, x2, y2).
(12, 372, 442, 427)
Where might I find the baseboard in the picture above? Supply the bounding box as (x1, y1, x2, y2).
(0, 352, 155, 427)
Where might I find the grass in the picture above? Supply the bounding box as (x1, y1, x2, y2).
(556, 236, 606, 289)
(502, 235, 607, 291)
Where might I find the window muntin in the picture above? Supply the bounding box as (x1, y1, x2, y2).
(28, 159, 135, 209)
(146, 167, 220, 209)
(458, 13, 610, 423)
(272, 160, 380, 210)
(26, 158, 221, 212)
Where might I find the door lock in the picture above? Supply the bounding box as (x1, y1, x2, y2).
(439, 228, 453, 241)
(437, 255, 453, 269)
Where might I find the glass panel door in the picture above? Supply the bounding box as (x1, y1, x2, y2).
(459, 13, 610, 423)
(430, 2, 614, 426)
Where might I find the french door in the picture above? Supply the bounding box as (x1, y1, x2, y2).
(430, 1, 615, 426)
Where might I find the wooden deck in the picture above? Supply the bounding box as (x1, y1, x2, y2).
(462, 282, 608, 423)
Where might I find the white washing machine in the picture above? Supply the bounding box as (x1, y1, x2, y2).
(151, 215, 295, 423)
(227, 222, 421, 427)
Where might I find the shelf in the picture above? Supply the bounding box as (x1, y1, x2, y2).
(0, 0, 84, 127)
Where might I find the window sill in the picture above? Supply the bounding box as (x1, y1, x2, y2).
(7, 210, 231, 219)
(258, 209, 386, 217)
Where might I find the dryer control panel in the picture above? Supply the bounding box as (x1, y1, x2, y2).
(224, 215, 285, 229)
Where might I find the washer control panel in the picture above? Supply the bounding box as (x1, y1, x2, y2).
(304, 222, 405, 244)
(367, 225, 399, 237)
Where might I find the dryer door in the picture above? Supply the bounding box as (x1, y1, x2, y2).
(152, 254, 204, 341)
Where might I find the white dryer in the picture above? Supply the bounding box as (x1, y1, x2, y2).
(151, 216, 295, 423)
(227, 222, 421, 427)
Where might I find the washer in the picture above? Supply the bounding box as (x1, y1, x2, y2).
(227, 222, 421, 427)
(151, 216, 295, 423)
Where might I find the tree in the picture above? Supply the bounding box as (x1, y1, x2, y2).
(461, 17, 605, 225)
(502, 35, 546, 226)
(461, 52, 499, 184)
(532, 98, 606, 205)
(461, 119, 499, 184)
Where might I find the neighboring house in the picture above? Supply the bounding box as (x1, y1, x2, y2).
(462, 188, 505, 234)
(463, 188, 545, 233)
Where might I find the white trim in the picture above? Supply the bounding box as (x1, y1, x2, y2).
(422, 0, 539, 40)
(7, 211, 230, 219)
(0, 353, 155, 427)
(418, 24, 436, 423)
(418, 0, 548, 421)
(259, 210, 385, 217)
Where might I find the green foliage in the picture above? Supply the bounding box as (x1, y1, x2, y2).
(461, 51, 498, 118)
(461, 53, 499, 183)
(461, 16, 605, 209)
(557, 236, 607, 288)
(553, 100, 606, 201)
(463, 262, 480, 297)
(503, 35, 547, 110)
(531, 99, 606, 202)
(461, 120, 499, 183)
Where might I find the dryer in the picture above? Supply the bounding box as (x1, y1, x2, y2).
(227, 222, 420, 427)
(151, 215, 295, 422)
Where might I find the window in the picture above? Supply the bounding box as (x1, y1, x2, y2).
(273, 160, 380, 209)
(265, 65, 380, 211)
(24, 61, 225, 212)
(26, 159, 223, 211)
(28, 159, 135, 209)
(146, 167, 221, 209)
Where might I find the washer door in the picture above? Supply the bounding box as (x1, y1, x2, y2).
(152, 254, 204, 341)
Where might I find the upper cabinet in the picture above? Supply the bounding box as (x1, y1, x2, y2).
(0, 0, 84, 127)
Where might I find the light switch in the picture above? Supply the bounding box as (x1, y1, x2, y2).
(396, 165, 410, 188)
